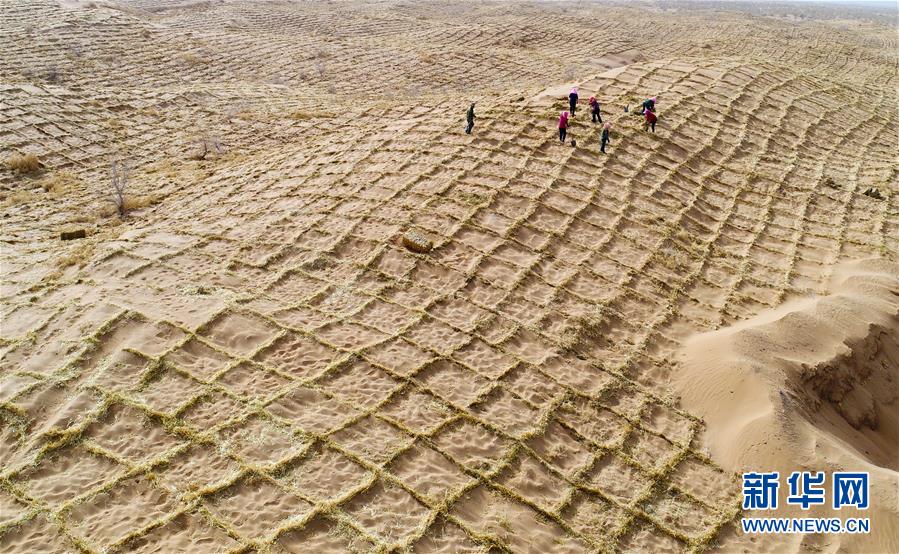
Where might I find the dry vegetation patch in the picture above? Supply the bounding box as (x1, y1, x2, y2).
(6, 153, 42, 175)
(40, 171, 78, 194)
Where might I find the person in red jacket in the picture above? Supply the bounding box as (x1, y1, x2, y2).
(558, 110, 570, 142)
(643, 108, 657, 133)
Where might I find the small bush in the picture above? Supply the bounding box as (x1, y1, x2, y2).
(6, 153, 41, 175)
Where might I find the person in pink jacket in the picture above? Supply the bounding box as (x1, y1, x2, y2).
(558, 111, 570, 143)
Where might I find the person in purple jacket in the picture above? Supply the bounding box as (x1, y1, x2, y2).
(589, 95, 602, 123)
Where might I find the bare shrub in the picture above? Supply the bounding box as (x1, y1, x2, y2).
(109, 160, 128, 218)
(6, 153, 41, 175)
(102, 161, 160, 218)
(312, 48, 329, 78)
(190, 137, 224, 160)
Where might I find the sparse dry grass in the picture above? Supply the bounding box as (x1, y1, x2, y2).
(68, 213, 96, 224)
(54, 240, 96, 272)
(288, 110, 316, 120)
(6, 153, 41, 175)
(123, 194, 161, 211)
(178, 52, 206, 65)
(142, 158, 181, 181)
(0, 190, 36, 207)
(40, 171, 77, 194)
(98, 194, 160, 218)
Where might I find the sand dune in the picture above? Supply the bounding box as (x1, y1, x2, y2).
(677, 259, 899, 552)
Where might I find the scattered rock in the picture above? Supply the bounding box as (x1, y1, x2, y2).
(863, 187, 884, 200)
(60, 229, 86, 240)
(823, 177, 839, 189)
(401, 230, 432, 253)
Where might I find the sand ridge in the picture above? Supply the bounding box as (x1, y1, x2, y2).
(677, 259, 899, 552)
(1, 0, 898, 552)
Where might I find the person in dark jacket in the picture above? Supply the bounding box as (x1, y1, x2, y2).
(639, 96, 656, 114)
(558, 110, 570, 142)
(568, 87, 579, 116)
(465, 103, 475, 134)
(589, 96, 602, 123)
(600, 122, 611, 153)
(643, 108, 657, 133)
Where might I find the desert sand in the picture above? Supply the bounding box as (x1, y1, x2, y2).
(1, 0, 897, 552)
(677, 258, 899, 553)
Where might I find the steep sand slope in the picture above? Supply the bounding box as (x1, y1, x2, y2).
(676, 259, 899, 553)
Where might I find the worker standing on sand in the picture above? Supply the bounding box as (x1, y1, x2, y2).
(639, 96, 656, 114)
(465, 103, 476, 134)
(600, 122, 611, 153)
(589, 96, 602, 123)
(558, 110, 570, 143)
(568, 87, 579, 116)
(643, 108, 657, 133)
